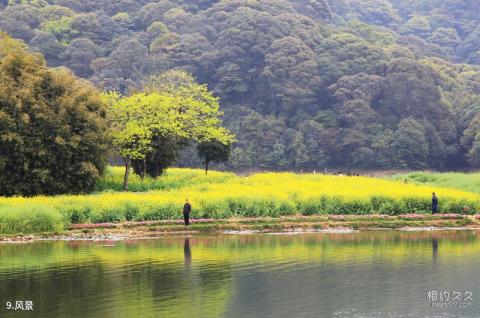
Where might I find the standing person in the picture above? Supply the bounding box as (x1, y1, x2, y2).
(432, 193, 438, 214)
(183, 199, 192, 226)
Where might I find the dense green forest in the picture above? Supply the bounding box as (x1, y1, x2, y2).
(1, 0, 480, 171)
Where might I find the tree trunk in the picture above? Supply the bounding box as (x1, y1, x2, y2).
(123, 159, 130, 191)
(205, 160, 209, 175)
(140, 158, 146, 180)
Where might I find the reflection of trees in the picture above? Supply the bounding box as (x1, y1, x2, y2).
(1, 232, 480, 272)
(1, 232, 480, 317)
(0, 240, 234, 318)
(0, 258, 117, 318)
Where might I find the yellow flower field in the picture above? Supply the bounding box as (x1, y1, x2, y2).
(0, 167, 479, 233)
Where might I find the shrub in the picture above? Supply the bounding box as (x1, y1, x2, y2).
(276, 201, 296, 216)
(0, 34, 108, 196)
(442, 199, 477, 215)
(139, 203, 180, 221)
(298, 197, 327, 216)
(0, 205, 64, 234)
(60, 204, 92, 224)
(124, 203, 140, 221)
(90, 208, 125, 223)
(400, 197, 431, 213)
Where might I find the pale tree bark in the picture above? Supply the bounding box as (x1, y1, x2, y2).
(123, 158, 131, 191)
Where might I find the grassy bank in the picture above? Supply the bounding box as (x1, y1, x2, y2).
(1, 167, 480, 234)
(391, 171, 480, 194)
(69, 214, 477, 233)
(2, 214, 479, 243)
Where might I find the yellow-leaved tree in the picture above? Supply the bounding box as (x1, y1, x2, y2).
(104, 71, 234, 190)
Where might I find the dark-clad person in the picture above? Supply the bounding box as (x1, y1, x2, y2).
(183, 199, 192, 226)
(432, 193, 438, 214)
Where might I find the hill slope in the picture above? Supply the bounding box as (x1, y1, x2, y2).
(1, 0, 479, 171)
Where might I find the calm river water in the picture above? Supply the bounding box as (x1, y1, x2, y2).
(0, 231, 479, 318)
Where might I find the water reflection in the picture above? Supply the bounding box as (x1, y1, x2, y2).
(432, 237, 439, 266)
(0, 231, 478, 318)
(184, 237, 191, 265)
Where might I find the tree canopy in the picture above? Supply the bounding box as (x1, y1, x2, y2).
(105, 70, 233, 189)
(0, 32, 109, 196)
(1, 0, 480, 171)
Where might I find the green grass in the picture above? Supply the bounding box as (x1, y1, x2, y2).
(390, 171, 480, 194)
(94, 166, 234, 192)
(0, 205, 64, 234)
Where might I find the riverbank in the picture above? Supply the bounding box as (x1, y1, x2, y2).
(2, 214, 480, 243)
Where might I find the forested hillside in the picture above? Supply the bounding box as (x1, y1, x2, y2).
(1, 0, 480, 171)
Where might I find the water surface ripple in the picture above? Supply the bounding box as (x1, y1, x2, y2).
(0, 231, 479, 318)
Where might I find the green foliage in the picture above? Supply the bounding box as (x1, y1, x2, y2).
(345, 20, 397, 46)
(391, 171, 480, 194)
(132, 70, 234, 178)
(0, 0, 479, 171)
(96, 167, 235, 192)
(429, 27, 460, 47)
(0, 33, 109, 196)
(39, 5, 75, 22)
(197, 140, 231, 174)
(40, 16, 74, 43)
(105, 92, 173, 162)
(147, 21, 169, 36)
(104, 91, 181, 189)
(0, 205, 64, 234)
(393, 118, 428, 168)
(111, 12, 131, 25)
(105, 71, 234, 188)
(404, 15, 431, 35)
